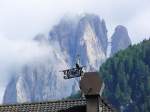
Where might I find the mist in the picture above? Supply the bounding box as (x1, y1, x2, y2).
(0, 35, 51, 102)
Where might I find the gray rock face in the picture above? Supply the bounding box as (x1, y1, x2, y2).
(3, 14, 108, 104)
(75, 14, 108, 55)
(75, 14, 107, 70)
(3, 78, 17, 104)
(111, 25, 131, 56)
(49, 14, 108, 66)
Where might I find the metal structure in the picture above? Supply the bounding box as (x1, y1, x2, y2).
(60, 55, 85, 79)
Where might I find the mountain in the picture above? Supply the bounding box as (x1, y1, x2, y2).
(75, 14, 107, 70)
(49, 14, 107, 69)
(3, 14, 108, 104)
(100, 39, 150, 112)
(111, 25, 131, 56)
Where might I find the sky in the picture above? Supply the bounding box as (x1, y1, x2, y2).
(0, 0, 150, 42)
(0, 0, 150, 102)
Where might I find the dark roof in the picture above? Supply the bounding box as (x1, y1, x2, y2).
(0, 98, 115, 112)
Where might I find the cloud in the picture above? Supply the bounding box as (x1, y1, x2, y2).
(127, 7, 150, 43)
(0, 0, 101, 39)
(0, 0, 150, 43)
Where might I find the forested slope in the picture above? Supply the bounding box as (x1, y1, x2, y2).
(100, 39, 150, 112)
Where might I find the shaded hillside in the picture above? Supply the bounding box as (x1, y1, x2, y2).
(100, 39, 150, 112)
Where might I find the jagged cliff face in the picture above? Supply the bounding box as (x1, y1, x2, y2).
(75, 16, 106, 70)
(49, 14, 108, 67)
(3, 14, 108, 104)
(111, 25, 131, 56)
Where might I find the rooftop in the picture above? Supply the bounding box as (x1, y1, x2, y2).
(0, 98, 115, 112)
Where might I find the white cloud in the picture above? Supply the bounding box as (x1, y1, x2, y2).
(0, 0, 100, 39)
(127, 7, 150, 43)
(0, 0, 149, 42)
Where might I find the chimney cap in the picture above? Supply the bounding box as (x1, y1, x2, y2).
(80, 72, 103, 96)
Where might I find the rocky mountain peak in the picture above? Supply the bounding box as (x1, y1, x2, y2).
(77, 14, 108, 55)
(49, 14, 108, 64)
(111, 25, 131, 56)
(115, 25, 128, 35)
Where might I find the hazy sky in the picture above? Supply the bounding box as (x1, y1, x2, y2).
(0, 0, 150, 42)
(0, 0, 150, 102)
